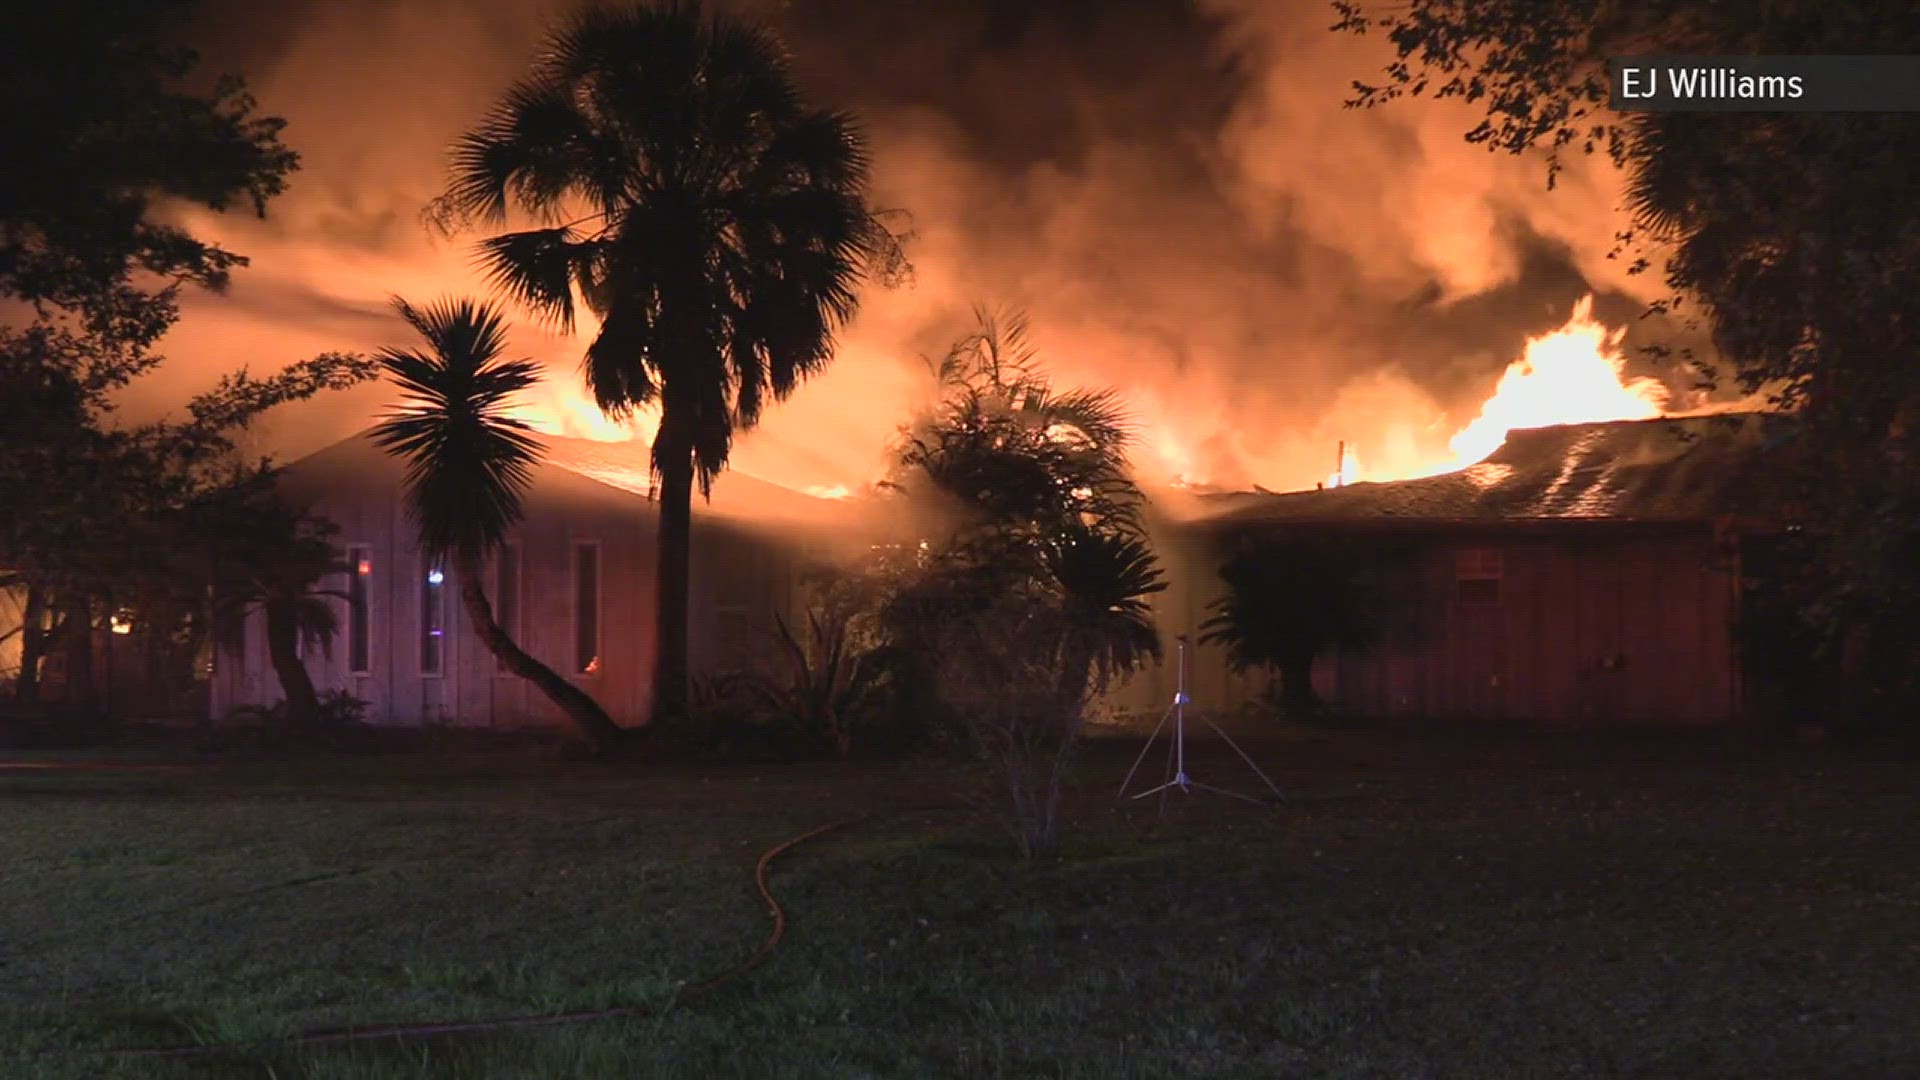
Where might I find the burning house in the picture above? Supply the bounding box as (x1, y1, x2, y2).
(211, 430, 861, 729)
(1110, 414, 1782, 728)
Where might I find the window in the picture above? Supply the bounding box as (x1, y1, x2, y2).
(1455, 547, 1503, 603)
(710, 536, 758, 672)
(347, 546, 372, 674)
(494, 543, 519, 673)
(420, 563, 447, 676)
(574, 542, 600, 676)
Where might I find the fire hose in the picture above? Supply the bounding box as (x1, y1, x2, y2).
(100, 815, 870, 1058)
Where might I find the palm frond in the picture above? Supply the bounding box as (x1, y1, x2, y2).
(445, 75, 609, 227)
(370, 295, 545, 566)
(1039, 387, 1136, 457)
(474, 228, 593, 331)
(583, 303, 660, 418)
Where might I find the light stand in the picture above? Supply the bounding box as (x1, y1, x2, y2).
(1118, 635, 1283, 806)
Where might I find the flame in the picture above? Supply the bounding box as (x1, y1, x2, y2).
(1338, 296, 1669, 486)
(805, 484, 853, 500)
(1324, 443, 1360, 488)
(1441, 296, 1666, 469)
(508, 389, 658, 444)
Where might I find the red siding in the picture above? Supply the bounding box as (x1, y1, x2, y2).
(1316, 536, 1739, 726)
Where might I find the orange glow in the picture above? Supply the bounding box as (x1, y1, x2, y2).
(1440, 296, 1666, 470)
(509, 392, 657, 444)
(1324, 443, 1360, 488)
(1339, 296, 1669, 485)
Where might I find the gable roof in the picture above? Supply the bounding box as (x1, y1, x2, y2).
(282, 428, 864, 532)
(534, 434, 858, 529)
(1202, 413, 1785, 530)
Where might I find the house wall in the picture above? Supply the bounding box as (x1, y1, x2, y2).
(210, 454, 814, 731)
(1102, 528, 1743, 729)
(1322, 535, 1741, 725)
(1097, 523, 1270, 731)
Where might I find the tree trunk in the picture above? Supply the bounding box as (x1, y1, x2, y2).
(1279, 652, 1319, 718)
(264, 594, 321, 727)
(58, 596, 95, 714)
(1057, 647, 1094, 721)
(14, 583, 47, 704)
(455, 555, 622, 752)
(651, 432, 695, 726)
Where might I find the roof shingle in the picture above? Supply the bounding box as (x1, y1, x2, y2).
(1205, 414, 1783, 527)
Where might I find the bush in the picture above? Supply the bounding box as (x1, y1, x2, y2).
(224, 689, 369, 728)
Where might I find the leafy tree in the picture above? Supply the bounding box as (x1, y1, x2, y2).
(0, 0, 378, 714)
(1, 0, 296, 317)
(370, 297, 625, 752)
(881, 311, 1165, 856)
(1332, 0, 1920, 721)
(0, 345, 372, 710)
(433, 0, 905, 725)
(199, 479, 348, 728)
(1201, 540, 1370, 719)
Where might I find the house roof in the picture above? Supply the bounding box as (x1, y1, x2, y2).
(284, 428, 864, 533)
(533, 434, 860, 529)
(1201, 413, 1786, 531)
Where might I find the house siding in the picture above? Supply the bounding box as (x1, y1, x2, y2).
(210, 437, 815, 731)
(1100, 528, 1743, 729)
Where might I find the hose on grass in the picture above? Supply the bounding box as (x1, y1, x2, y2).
(103, 815, 870, 1058)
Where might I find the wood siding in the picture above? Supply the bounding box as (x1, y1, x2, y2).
(209, 446, 813, 730)
(1104, 530, 1742, 728)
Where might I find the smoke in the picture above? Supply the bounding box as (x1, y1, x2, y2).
(138, 0, 1716, 496)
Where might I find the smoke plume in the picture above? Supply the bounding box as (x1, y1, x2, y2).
(140, 0, 1717, 495)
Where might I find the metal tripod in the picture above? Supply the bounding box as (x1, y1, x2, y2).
(1118, 635, 1283, 806)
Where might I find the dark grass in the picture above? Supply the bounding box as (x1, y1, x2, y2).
(0, 735, 1915, 1077)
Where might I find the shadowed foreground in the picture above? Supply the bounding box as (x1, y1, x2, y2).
(1, 737, 1915, 1077)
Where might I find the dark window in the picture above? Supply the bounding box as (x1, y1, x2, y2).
(574, 542, 600, 675)
(420, 564, 446, 675)
(709, 536, 761, 672)
(348, 546, 372, 674)
(1455, 547, 1502, 603)
(494, 543, 518, 672)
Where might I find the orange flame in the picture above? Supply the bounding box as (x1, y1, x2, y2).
(1339, 296, 1669, 486)
(507, 388, 657, 444)
(1324, 443, 1360, 488)
(1440, 295, 1666, 470)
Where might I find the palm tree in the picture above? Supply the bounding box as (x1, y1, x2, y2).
(435, 1, 893, 724)
(895, 311, 1144, 555)
(1045, 526, 1165, 710)
(230, 540, 345, 729)
(370, 296, 623, 751)
(1201, 540, 1371, 719)
(195, 478, 348, 728)
(880, 313, 1166, 856)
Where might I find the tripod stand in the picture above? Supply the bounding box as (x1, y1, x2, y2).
(1119, 635, 1283, 805)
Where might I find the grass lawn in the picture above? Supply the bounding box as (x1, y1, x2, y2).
(0, 735, 1915, 1078)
